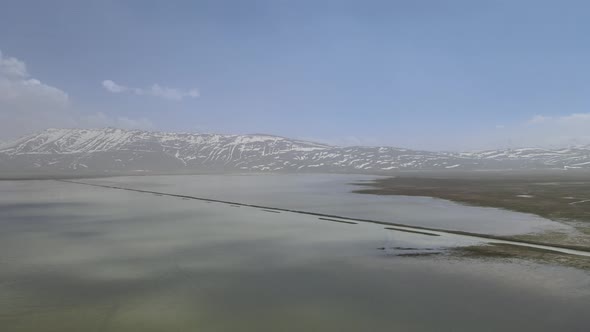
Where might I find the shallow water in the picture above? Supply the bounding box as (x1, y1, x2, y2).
(86, 174, 569, 235)
(0, 177, 589, 331)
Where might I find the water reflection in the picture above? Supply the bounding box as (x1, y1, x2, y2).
(0, 179, 588, 331)
(86, 174, 570, 235)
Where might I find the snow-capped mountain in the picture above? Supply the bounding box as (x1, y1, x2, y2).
(1, 128, 589, 175)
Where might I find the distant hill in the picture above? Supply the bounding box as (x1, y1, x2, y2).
(1, 128, 589, 175)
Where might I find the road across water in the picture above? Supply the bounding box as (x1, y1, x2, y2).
(57, 179, 590, 257)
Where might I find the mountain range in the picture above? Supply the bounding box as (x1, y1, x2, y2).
(1, 128, 589, 175)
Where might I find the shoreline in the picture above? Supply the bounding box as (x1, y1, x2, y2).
(353, 175, 590, 252)
(56, 179, 590, 257)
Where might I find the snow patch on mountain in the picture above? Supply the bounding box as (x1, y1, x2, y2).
(1, 128, 590, 174)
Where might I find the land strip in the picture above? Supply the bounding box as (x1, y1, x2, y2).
(353, 176, 590, 223)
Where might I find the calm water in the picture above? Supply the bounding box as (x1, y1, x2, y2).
(0, 176, 589, 331)
(87, 174, 569, 235)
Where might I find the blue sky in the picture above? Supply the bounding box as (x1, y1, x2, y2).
(1, 0, 589, 150)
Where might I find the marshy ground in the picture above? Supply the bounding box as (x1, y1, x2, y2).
(354, 172, 590, 268)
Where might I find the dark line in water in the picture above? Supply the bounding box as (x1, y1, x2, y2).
(55, 179, 590, 254)
(392, 247, 439, 251)
(229, 205, 241, 208)
(318, 217, 357, 225)
(385, 227, 440, 236)
(261, 209, 281, 214)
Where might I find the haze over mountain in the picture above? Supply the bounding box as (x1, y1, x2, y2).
(1, 128, 589, 176)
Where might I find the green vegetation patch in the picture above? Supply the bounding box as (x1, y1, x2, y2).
(354, 174, 590, 248)
(354, 175, 590, 223)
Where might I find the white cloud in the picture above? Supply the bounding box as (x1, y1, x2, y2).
(80, 112, 153, 130)
(0, 50, 154, 140)
(559, 113, 590, 123)
(102, 79, 127, 93)
(0, 51, 28, 79)
(102, 79, 199, 101)
(0, 50, 69, 107)
(0, 50, 74, 138)
(524, 113, 590, 146)
(478, 113, 590, 150)
(527, 115, 551, 124)
(298, 135, 381, 147)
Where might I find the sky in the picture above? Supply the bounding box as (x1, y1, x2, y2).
(1, 0, 589, 151)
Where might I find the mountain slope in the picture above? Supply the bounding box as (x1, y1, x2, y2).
(1, 128, 589, 174)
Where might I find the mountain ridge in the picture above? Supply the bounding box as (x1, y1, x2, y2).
(1, 128, 589, 175)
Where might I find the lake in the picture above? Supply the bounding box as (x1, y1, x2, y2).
(0, 175, 588, 331)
